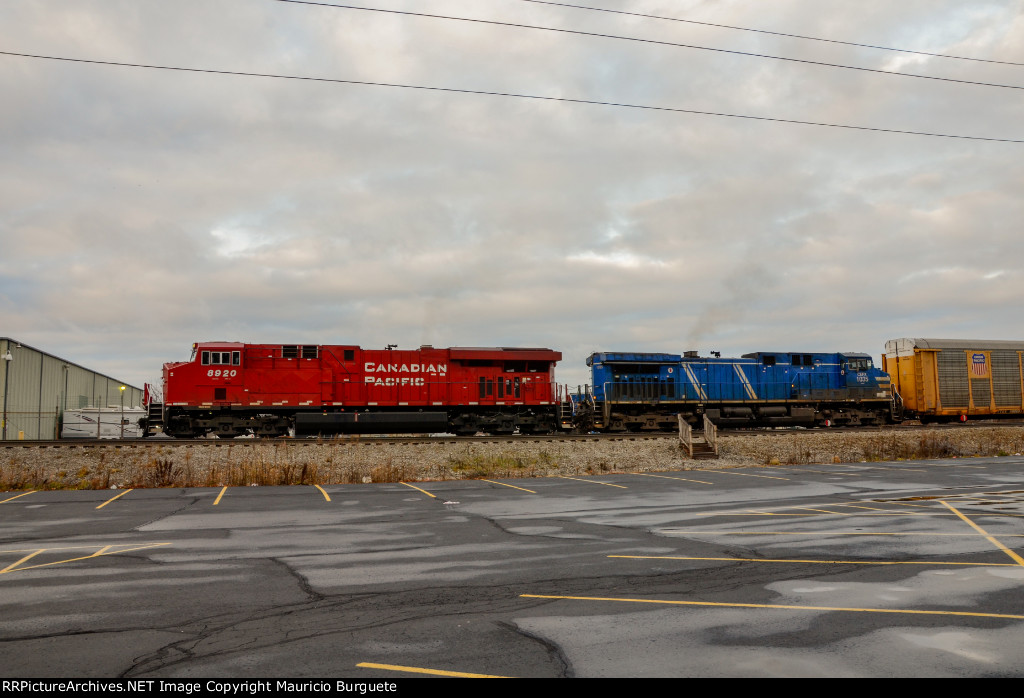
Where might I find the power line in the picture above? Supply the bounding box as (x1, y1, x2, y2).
(513, 0, 1024, 67)
(3, 50, 1021, 143)
(273, 1, 1024, 92)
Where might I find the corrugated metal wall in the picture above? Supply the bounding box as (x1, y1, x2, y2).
(0, 338, 144, 440)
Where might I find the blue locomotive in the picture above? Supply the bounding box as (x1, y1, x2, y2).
(574, 350, 895, 431)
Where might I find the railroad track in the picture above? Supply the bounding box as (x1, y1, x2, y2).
(4, 420, 1024, 449)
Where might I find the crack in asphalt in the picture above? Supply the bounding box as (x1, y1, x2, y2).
(496, 620, 573, 678)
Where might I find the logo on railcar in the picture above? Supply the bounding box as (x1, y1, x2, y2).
(970, 352, 989, 378)
(364, 362, 448, 386)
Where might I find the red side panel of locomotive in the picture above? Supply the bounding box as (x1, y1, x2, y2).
(162, 342, 562, 437)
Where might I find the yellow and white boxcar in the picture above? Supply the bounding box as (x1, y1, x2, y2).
(883, 338, 1024, 422)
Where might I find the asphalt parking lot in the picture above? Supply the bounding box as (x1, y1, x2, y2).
(3, 456, 1024, 677)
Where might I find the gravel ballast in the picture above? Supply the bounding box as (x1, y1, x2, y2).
(3, 426, 1024, 490)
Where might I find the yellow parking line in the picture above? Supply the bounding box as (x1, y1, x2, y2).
(841, 503, 894, 512)
(638, 473, 713, 485)
(213, 486, 228, 505)
(1, 491, 36, 504)
(657, 530, 1024, 537)
(609, 555, 1017, 567)
(96, 489, 133, 510)
(558, 476, 627, 489)
(356, 662, 508, 678)
(941, 501, 1024, 567)
(853, 465, 929, 473)
(713, 471, 789, 481)
(480, 479, 537, 494)
(520, 594, 1024, 620)
(314, 484, 331, 502)
(400, 482, 437, 498)
(1, 543, 171, 575)
(695, 510, 942, 517)
(1, 549, 44, 574)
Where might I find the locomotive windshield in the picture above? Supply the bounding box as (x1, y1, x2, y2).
(847, 358, 871, 370)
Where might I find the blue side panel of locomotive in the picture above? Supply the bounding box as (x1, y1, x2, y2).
(589, 351, 890, 405)
(588, 352, 682, 402)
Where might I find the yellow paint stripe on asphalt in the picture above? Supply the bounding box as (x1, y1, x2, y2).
(941, 500, 1024, 568)
(356, 662, 508, 678)
(696, 511, 949, 517)
(1, 544, 161, 553)
(96, 489, 133, 509)
(1, 543, 172, 574)
(657, 530, 1024, 537)
(608, 555, 1017, 567)
(400, 482, 437, 498)
(638, 473, 713, 485)
(712, 471, 789, 481)
(213, 486, 228, 505)
(0, 491, 36, 504)
(558, 476, 627, 489)
(520, 594, 1024, 620)
(695, 507, 819, 517)
(852, 465, 929, 473)
(314, 484, 331, 502)
(1, 549, 44, 574)
(481, 479, 537, 494)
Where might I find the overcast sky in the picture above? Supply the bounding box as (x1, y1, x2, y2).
(2, 0, 1023, 390)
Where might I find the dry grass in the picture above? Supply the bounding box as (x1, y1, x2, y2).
(1, 427, 1022, 490)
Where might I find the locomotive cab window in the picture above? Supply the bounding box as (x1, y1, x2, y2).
(762, 356, 776, 366)
(202, 351, 237, 366)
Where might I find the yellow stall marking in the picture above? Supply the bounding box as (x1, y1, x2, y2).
(1, 491, 36, 504)
(609, 554, 1017, 567)
(1, 543, 171, 575)
(638, 473, 713, 485)
(480, 479, 536, 494)
(356, 662, 508, 678)
(400, 482, 437, 498)
(213, 486, 228, 505)
(941, 500, 1024, 568)
(314, 484, 331, 502)
(657, 530, 1024, 537)
(712, 471, 789, 481)
(96, 489, 133, 510)
(558, 476, 627, 489)
(521, 594, 1024, 620)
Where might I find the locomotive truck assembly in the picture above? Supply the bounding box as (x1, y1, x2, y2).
(145, 338, 1024, 438)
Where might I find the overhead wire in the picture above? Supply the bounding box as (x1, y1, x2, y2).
(512, 0, 1024, 67)
(2, 50, 1021, 143)
(272, 0, 1024, 92)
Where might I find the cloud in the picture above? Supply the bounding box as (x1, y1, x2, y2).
(1, 0, 1023, 388)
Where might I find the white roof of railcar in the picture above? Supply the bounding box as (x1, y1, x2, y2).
(885, 338, 1024, 355)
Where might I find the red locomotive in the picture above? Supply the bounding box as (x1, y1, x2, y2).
(158, 341, 563, 437)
